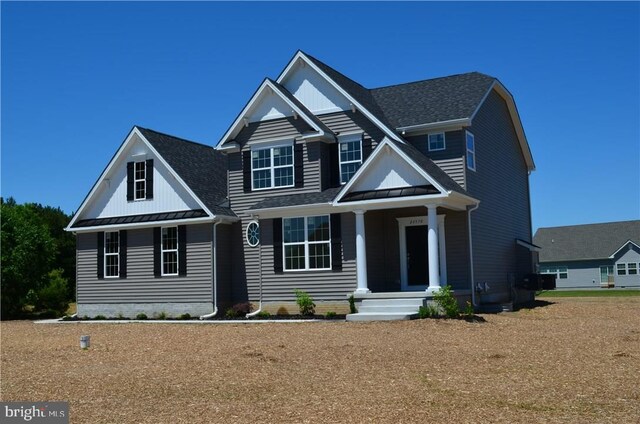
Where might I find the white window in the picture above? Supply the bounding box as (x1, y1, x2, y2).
(466, 131, 476, 171)
(283, 215, 331, 271)
(339, 134, 362, 184)
(105, 231, 119, 278)
(252, 144, 294, 190)
(161, 227, 179, 276)
(628, 263, 638, 275)
(134, 161, 146, 200)
(617, 263, 627, 276)
(246, 221, 260, 247)
(541, 266, 568, 279)
(428, 132, 446, 151)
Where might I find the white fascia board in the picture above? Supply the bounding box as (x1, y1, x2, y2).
(516, 238, 542, 252)
(247, 203, 336, 219)
(66, 127, 216, 229)
(216, 79, 324, 149)
(397, 118, 471, 135)
(471, 81, 536, 172)
(276, 52, 403, 144)
(333, 138, 448, 205)
(68, 216, 218, 234)
(217, 142, 240, 153)
(609, 240, 640, 258)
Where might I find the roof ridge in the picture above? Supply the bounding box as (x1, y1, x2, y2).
(136, 126, 213, 149)
(370, 71, 494, 91)
(538, 220, 640, 230)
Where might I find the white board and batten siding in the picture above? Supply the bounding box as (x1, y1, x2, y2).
(350, 145, 430, 192)
(281, 63, 352, 115)
(77, 224, 213, 304)
(81, 134, 201, 220)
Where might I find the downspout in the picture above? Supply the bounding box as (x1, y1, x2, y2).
(200, 221, 221, 319)
(246, 216, 263, 318)
(467, 203, 480, 308)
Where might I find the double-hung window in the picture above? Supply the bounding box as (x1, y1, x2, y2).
(428, 132, 446, 151)
(627, 263, 638, 275)
(466, 131, 476, 171)
(105, 231, 119, 278)
(134, 161, 146, 200)
(617, 263, 627, 276)
(339, 134, 363, 184)
(283, 215, 331, 271)
(541, 266, 568, 279)
(252, 144, 294, 190)
(162, 227, 179, 276)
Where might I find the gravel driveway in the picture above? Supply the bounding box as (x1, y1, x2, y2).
(2, 297, 639, 423)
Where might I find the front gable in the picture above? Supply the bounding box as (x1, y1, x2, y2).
(68, 128, 210, 229)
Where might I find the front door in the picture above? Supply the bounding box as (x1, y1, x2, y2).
(406, 225, 429, 287)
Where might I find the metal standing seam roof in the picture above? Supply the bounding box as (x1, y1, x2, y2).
(72, 209, 209, 228)
(533, 220, 640, 262)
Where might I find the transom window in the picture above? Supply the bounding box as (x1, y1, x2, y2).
(540, 266, 568, 279)
(252, 144, 294, 190)
(283, 215, 331, 271)
(162, 227, 179, 276)
(339, 134, 362, 184)
(466, 131, 476, 171)
(105, 231, 119, 278)
(428, 132, 446, 151)
(246, 221, 260, 247)
(134, 161, 146, 200)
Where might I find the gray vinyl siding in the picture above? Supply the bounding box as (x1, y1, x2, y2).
(405, 131, 466, 188)
(234, 116, 313, 145)
(614, 244, 640, 287)
(540, 260, 612, 289)
(77, 224, 213, 304)
(317, 111, 386, 142)
(466, 90, 533, 295)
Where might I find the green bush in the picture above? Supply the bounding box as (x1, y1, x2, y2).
(178, 313, 192, 320)
(255, 310, 271, 318)
(325, 311, 337, 319)
(294, 289, 316, 316)
(36, 269, 69, 315)
(463, 301, 474, 318)
(135, 313, 148, 320)
(155, 311, 167, 320)
(433, 285, 460, 318)
(348, 295, 357, 314)
(94, 315, 107, 320)
(225, 308, 237, 318)
(418, 304, 439, 319)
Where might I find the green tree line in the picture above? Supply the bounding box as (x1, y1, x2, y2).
(1, 197, 75, 319)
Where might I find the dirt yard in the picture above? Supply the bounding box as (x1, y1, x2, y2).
(2, 297, 639, 423)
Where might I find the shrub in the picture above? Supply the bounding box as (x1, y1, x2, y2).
(418, 304, 439, 319)
(255, 310, 271, 319)
(348, 295, 357, 314)
(325, 311, 337, 319)
(294, 289, 315, 316)
(94, 315, 107, 320)
(116, 313, 125, 320)
(155, 311, 167, 320)
(464, 301, 474, 318)
(433, 285, 460, 318)
(225, 308, 237, 319)
(178, 313, 192, 320)
(135, 313, 148, 320)
(36, 269, 70, 315)
(232, 302, 253, 316)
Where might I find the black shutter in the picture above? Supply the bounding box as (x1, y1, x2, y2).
(294, 142, 304, 188)
(153, 227, 161, 277)
(273, 218, 283, 273)
(97, 232, 104, 279)
(329, 143, 340, 187)
(178, 225, 187, 276)
(145, 159, 154, 199)
(362, 137, 373, 161)
(126, 162, 134, 201)
(330, 214, 342, 271)
(242, 150, 252, 193)
(119, 230, 127, 279)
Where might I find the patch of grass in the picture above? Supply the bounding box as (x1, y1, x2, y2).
(538, 290, 640, 298)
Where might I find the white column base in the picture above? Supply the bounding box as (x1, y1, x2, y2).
(354, 287, 371, 294)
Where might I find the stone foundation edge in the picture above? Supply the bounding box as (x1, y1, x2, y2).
(77, 303, 214, 319)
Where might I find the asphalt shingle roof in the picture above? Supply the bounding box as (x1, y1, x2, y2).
(533, 221, 640, 262)
(248, 187, 343, 211)
(138, 127, 235, 217)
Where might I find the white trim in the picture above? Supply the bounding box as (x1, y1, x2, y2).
(161, 226, 179, 277)
(216, 78, 328, 149)
(599, 265, 614, 283)
(66, 127, 215, 230)
(276, 52, 403, 143)
(516, 238, 542, 252)
(609, 240, 640, 258)
(427, 132, 446, 152)
(250, 142, 295, 191)
(396, 215, 446, 291)
(338, 133, 363, 184)
(465, 131, 476, 172)
(133, 160, 147, 200)
(246, 220, 260, 247)
(397, 118, 471, 135)
(282, 215, 332, 272)
(104, 230, 120, 278)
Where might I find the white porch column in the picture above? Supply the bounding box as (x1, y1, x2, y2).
(427, 205, 441, 291)
(354, 209, 370, 293)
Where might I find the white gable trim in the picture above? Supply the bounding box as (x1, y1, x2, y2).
(216, 79, 329, 149)
(332, 138, 449, 205)
(470, 81, 535, 172)
(609, 240, 640, 259)
(277, 52, 404, 144)
(66, 127, 214, 230)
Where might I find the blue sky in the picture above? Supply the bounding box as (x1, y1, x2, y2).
(2, 2, 639, 231)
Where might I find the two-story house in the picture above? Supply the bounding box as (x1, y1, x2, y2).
(66, 51, 537, 320)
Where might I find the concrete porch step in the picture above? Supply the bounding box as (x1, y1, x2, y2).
(358, 305, 422, 314)
(360, 298, 425, 307)
(346, 312, 418, 322)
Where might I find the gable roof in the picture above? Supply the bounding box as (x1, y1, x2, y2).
(534, 220, 640, 262)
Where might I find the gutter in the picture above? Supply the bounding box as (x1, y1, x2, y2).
(200, 221, 221, 319)
(467, 202, 480, 308)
